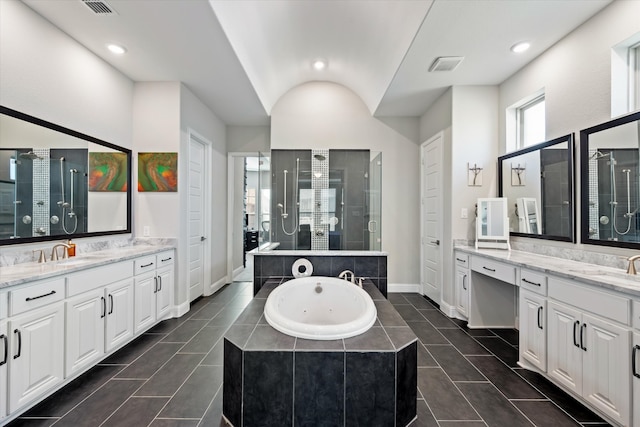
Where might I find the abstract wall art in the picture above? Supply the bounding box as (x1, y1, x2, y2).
(138, 152, 178, 192)
(88, 152, 128, 192)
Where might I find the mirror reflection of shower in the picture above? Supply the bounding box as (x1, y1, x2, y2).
(58, 157, 78, 234)
(592, 149, 639, 240)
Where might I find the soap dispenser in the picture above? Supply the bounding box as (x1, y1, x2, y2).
(67, 239, 76, 257)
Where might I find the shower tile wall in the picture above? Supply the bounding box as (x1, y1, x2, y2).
(311, 149, 329, 250)
(540, 148, 570, 237)
(50, 149, 88, 236)
(32, 148, 50, 237)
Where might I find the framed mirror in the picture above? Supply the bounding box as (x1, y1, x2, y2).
(580, 111, 640, 250)
(498, 134, 575, 242)
(0, 106, 131, 246)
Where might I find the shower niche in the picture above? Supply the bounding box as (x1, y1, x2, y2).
(263, 149, 382, 251)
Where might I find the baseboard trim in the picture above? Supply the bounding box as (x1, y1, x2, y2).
(206, 277, 227, 296)
(439, 300, 457, 318)
(231, 265, 244, 280)
(174, 301, 190, 318)
(388, 283, 421, 293)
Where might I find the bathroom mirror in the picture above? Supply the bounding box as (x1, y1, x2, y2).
(580, 111, 640, 249)
(0, 106, 131, 245)
(498, 134, 575, 242)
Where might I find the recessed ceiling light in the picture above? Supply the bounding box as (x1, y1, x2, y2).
(511, 42, 531, 53)
(312, 58, 327, 71)
(107, 44, 127, 55)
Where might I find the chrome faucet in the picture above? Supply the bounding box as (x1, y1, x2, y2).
(338, 269, 355, 283)
(51, 242, 71, 261)
(627, 254, 640, 275)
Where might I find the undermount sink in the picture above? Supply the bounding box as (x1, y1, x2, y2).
(54, 257, 96, 266)
(567, 268, 640, 282)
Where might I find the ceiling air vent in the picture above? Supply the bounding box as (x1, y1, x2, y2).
(82, 0, 117, 15)
(428, 56, 464, 72)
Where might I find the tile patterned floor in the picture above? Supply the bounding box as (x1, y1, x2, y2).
(6, 283, 612, 427)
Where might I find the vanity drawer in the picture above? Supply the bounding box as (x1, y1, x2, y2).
(455, 252, 469, 269)
(135, 256, 157, 275)
(633, 300, 640, 330)
(156, 250, 174, 268)
(471, 256, 516, 285)
(519, 268, 547, 295)
(67, 261, 133, 297)
(548, 276, 630, 325)
(10, 278, 65, 316)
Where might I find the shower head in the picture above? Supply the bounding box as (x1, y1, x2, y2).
(19, 151, 42, 160)
(590, 151, 611, 160)
(313, 154, 327, 161)
(277, 203, 284, 209)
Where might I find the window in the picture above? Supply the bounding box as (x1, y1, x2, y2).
(632, 42, 640, 110)
(517, 95, 545, 149)
(611, 33, 640, 117)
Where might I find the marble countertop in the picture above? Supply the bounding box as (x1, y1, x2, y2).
(0, 245, 174, 289)
(455, 245, 640, 298)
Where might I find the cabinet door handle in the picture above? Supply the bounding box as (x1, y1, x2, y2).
(573, 321, 580, 347)
(462, 274, 467, 290)
(522, 278, 541, 287)
(25, 290, 56, 301)
(580, 323, 587, 351)
(101, 296, 106, 318)
(154, 276, 158, 293)
(13, 329, 21, 359)
(482, 266, 496, 272)
(633, 345, 640, 379)
(537, 306, 543, 330)
(158, 276, 162, 292)
(0, 334, 7, 366)
(108, 294, 114, 315)
(456, 257, 466, 263)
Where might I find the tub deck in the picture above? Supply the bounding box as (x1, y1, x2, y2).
(223, 279, 418, 426)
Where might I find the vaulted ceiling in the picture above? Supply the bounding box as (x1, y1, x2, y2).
(22, 0, 612, 126)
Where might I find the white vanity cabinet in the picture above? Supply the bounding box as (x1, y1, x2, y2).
(518, 269, 548, 372)
(547, 277, 631, 427)
(454, 252, 470, 318)
(0, 319, 7, 421)
(633, 301, 640, 427)
(65, 261, 135, 377)
(133, 250, 174, 334)
(7, 277, 66, 414)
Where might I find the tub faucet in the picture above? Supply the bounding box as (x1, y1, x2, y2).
(51, 242, 71, 261)
(627, 254, 640, 275)
(338, 270, 355, 283)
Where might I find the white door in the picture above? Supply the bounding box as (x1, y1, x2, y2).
(105, 280, 134, 352)
(133, 272, 156, 334)
(65, 288, 105, 376)
(420, 133, 442, 302)
(547, 300, 583, 395)
(189, 137, 206, 301)
(518, 290, 547, 371)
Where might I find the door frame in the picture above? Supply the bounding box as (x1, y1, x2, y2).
(420, 131, 444, 304)
(187, 129, 212, 300)
(227, 152, 259, 283)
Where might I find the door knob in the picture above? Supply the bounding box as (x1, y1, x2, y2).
(200, 236, 206, 241)
(431, 240, 440, 245)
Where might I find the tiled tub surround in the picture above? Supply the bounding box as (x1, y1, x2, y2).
(252, 251, 388, 297)
(223, 279, 417, 426)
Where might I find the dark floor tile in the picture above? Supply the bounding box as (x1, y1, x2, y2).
(426, 345, 485, 381)
(515, 369, 606, 423)
(475, 336, 519, 367)
(437, 422, 488, 427)
(406, 321, 449, 345)
(419, 309, 460, 328)
(179, 326, 226, 354)
(417, 368, 480, 421)
(409, 399, 438, 426)
(5, 418, 59, 427)
(245, 324, 296, 350)
(491, 328, 519, 346)
(513, 400, 581, 426)
(463, 327, 497, 337)
(161, 319, 209, 343)
(201, 337, 225, 366)
(188, 302, 225, 320)
(457, 382, 533, 427)
(439, 328, 490, 355)
(417, 342, 438, 367)
(23, 365, 122, 417)
(467, 356, 542, 399)
(199, 384, 224, 427)
(388, 293, 409, 305)
(55, 379, 144, 427)
(101, 396, 168, 427)
(149, 419, 200, 427)
(116, 343, 182, 379)
(160, 366, 222, 418)
(403, 294, 438, 310)
(135, 353, 204, 396)
(146, 317, 187, 334)
(100, 333, 164, 365)
(396, 304, 429, 322)
(207, 307, 243, 327)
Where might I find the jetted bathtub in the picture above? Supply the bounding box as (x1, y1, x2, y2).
(264, 276, 377, 340)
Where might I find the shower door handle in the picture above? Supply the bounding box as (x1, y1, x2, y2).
(368, 221, 377, 233)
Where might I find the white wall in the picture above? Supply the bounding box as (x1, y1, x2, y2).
(227, 126, 270, 153)
(271, 82, 421, 286)
(499, 0, 640, 257)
